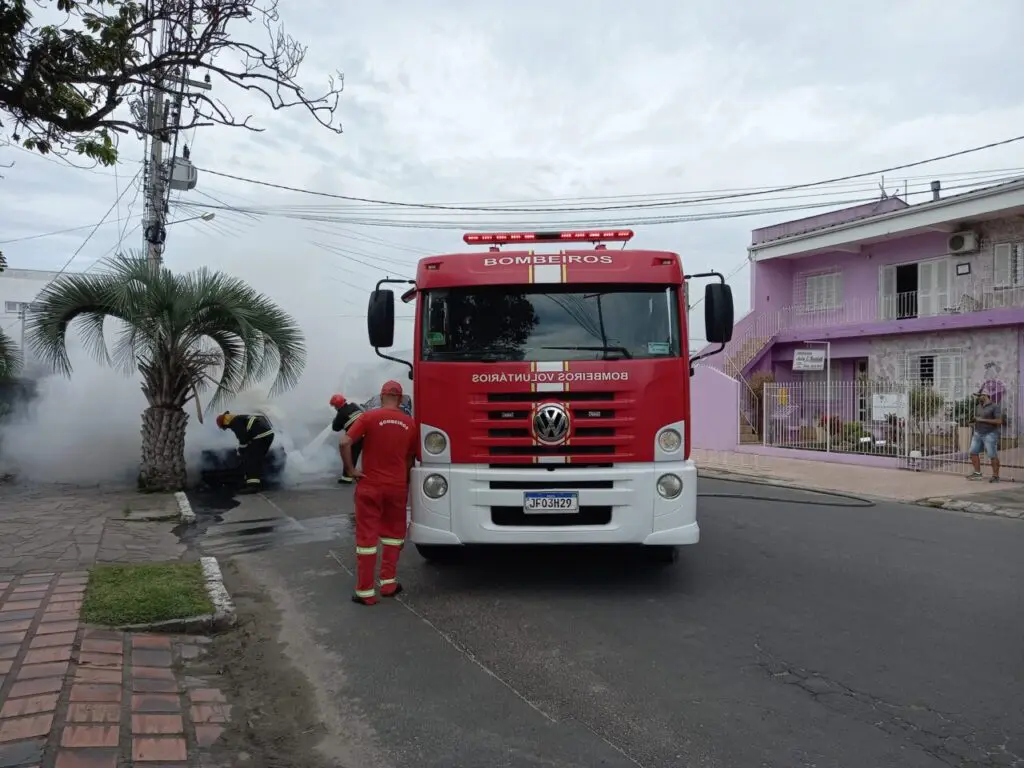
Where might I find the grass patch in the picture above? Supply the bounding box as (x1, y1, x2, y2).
(82, 562, 213, 626)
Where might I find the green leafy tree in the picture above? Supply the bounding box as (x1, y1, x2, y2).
(26, 252, 306, 491)
(0, 326, 21, 381)
(0, 0, 343, 166)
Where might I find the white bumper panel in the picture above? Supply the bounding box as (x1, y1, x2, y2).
(409, 461, 699, 546)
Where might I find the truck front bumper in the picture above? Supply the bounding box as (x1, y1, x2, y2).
(408, 461, 699, 546)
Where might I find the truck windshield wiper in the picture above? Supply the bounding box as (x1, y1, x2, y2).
(539, 345, 633, 359)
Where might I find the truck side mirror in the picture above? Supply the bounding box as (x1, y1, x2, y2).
(368, 289, 396, 348)
(703, 283, 734, 344)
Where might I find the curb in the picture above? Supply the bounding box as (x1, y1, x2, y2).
(698, 467, 812, 491)
(109, 556, 237, 635)
(175, 490, 196, 524)
(201, 555, 237, 629)
(914, 497, 1024, 520)
(702, 467, 1024, 520)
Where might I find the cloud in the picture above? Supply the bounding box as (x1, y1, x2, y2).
(2, 0, 1024, 479)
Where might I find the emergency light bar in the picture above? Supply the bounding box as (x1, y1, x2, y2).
(463, 229, 635, 246)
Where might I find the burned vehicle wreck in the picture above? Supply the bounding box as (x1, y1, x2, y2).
(197, 442, 288, 490)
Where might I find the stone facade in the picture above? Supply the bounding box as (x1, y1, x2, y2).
(868, 328, 1018, 389)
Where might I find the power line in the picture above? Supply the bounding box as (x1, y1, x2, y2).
(190, 173, 1020, 220)
(3, 170, 142, 331)
(181, 176, 1008, 232)
(194, 135, 1024, 213)
(0, 217, 142, 245)
(186, 169, 1023, 218)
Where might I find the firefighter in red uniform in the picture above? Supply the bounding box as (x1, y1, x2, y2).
(339, 380, 417, 605)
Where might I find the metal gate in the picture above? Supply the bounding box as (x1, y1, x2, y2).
(761, 378, 1020, 479)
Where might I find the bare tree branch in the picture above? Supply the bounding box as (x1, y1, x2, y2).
(0, 0, 344, 165)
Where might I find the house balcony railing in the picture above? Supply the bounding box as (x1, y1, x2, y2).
(705, 277, 1024, 376)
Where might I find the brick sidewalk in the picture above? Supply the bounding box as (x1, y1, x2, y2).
(0, 572, 230, 767)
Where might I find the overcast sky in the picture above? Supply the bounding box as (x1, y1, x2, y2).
(4, 0, 1024, 364)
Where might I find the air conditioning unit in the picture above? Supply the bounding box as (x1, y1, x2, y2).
(947, 231, 979, 254)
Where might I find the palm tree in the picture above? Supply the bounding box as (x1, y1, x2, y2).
(26, 253, 306, 492)
(0, 326, 21, 381)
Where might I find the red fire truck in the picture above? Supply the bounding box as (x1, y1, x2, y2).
(366, 229, 733, 564)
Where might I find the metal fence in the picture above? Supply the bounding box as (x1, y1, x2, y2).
(761, 379, 1020, 475)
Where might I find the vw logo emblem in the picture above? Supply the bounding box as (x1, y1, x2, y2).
(532, 402, 571, 446)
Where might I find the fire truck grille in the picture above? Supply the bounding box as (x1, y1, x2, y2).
(479, 390, 632, 465)
(490, 505, 612, 527)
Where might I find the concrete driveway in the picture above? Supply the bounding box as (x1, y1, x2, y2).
(187, 477, 1024, 768)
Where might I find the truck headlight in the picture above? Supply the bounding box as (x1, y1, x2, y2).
(424, 431, 447, 455)
(656, 473, 682, 499)
(423, 474, 448, 499)
(658, 429, 682, 453)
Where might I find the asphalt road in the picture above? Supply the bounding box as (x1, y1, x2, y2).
(189, 477, 1024, 768)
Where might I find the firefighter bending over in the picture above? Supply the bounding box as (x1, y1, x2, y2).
(329, 393, 364, 484)
(340, 380, 417, 605)
(216, 411, 275, 494)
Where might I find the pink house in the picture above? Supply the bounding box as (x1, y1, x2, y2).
(691, 177, 1024, 474)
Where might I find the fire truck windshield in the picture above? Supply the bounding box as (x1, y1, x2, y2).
(420, 285, 682, 362)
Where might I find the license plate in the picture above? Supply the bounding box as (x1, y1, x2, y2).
(523, 491, 579, 513)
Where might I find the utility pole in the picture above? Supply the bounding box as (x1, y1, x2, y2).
(143, 79, 168, 268)
(139, 0, 209, 269)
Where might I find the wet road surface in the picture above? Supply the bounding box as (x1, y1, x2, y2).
(187, 478, 1024, 768)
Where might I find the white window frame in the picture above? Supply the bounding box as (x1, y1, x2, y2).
(3, 301, 39, 315)
(903, 347, 965, 403)
(878, 257, 951, 320)
(799, 271, 842, 311)
(992, 242, 1024, 288)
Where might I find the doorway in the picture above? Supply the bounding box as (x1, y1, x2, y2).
(895, 264, 918, 319)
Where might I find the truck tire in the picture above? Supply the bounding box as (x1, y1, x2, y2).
(644, 545, 679, 565)
(415, 544, 460, 563)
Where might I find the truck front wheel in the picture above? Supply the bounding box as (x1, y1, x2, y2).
(415, 544, 460, 563)
(644, 545, 679, 565)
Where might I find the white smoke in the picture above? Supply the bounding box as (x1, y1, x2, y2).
(0, 220, 418, 488)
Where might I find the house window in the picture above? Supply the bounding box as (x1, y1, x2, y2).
(3, 301, 40, 315)
(992, 243, 1024, 287)
(879, 259, 951, 320)
(802, 272, 842, 310)
(905, 349, 964, 402)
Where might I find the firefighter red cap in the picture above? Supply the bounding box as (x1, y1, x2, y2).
(329, 393, 346, 408)
(380, 380, 403, 397)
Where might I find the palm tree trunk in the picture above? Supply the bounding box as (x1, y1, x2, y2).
(139, 405, 189, 492)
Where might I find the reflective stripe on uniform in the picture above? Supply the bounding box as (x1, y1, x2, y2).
(355, 545, 378, 556)
(380, 537, 404, 547)
(245, 478, 260, 485)
(246, 416, 257, 431)
(344, 412, 362, 429)
(253, 429, 273, 440)
(379, 577, 397, 586)
(354, 588, 376, 598)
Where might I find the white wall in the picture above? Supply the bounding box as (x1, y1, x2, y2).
(0, 268, 79, 316)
